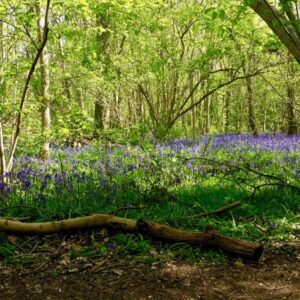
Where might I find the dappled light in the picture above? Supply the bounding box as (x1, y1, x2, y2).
(0, 0, 300, 299)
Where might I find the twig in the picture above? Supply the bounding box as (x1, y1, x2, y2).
(20, 261, 48, 276)
(178, 156, 300, 191)
(190, 201, 241, 218)
(112, 205, 148, 215)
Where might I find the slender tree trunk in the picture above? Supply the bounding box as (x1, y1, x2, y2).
(223, 90, 230, 133)
(94, 12, 110, 138)
(245, 75, 258, 135)
(189, 75, 196, 138)
(37, 4, 51, 160)
(0, 21, 6, 101)
(204, 96, 210, 133)
(0, 22, 6, 180)
(235, 87, 242, 133)
(58, 36, 72, 103)
(75, 88, 85, 112)
(0, 122, 6, 181)
(286, 86, 297, 134)
(262, 90, 267, 132)
(243, 63, 258, 135)
(94, 95, 105, 138)
(137, 88, 145, 124)
(286, 60, 298, 134)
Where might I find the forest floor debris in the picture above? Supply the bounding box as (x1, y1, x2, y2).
(0, 233, 299, 300)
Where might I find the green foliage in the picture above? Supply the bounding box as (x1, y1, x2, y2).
(110, 233, 151, 254)
(1, 0, 300, 265)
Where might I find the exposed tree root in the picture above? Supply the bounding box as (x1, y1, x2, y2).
(0, 214, 263, 261)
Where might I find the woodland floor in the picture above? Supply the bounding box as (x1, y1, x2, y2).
(0, 233, 299, 300)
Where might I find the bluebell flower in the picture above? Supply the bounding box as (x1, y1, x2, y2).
(107, 242, 117, 251)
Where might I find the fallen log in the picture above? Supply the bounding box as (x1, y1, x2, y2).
(0, 214, 263, 261)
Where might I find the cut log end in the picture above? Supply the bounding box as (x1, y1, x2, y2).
(137, 220, 263, 261)
(251, 245, 264, 261)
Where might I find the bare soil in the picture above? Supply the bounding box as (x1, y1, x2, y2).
(0, 234, 299, 300)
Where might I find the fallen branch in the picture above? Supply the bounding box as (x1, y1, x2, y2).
(111, 205, 148, 215)
(191, 201, 241, 218)
(0, 214, 263, 260)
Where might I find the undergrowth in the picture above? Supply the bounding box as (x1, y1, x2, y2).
(0, 134, 299, 264)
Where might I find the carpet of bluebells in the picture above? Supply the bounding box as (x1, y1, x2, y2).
(0, 134, 300, 239)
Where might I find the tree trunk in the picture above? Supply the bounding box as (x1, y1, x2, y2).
(286, 85, 297, 134)
(58, 36, 72, 103)
(189, 75, 196, 138)
(204, 96, 210, 133)
(37, 4, 51, 161)
(242, 62, 258, 135)
(75, 88, 85, 113)
(94, 11, 110, 137)
(286, 59, 298, 134)
(223, 90, 230, 133)
(0, 22, 6, 180)
(0, 122, 6, 181)
(248, 0, 300, 64)
(94, 96, 105, 138)
(245, 75, 258, 135)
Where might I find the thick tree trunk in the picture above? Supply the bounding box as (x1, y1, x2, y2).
(248, 0, 300, 64)
(0, 214, 263, 260)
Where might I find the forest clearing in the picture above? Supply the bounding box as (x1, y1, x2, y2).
(0, 0, 300, 299)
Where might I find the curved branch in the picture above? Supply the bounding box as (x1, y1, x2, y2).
(6, 0, 51, 172)
(0, 214, 263, 260)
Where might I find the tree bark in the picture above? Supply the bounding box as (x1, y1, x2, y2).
(223, 90, 230, 132)
(37, 4, 51, 160)
(0, 122, 6, 180)
(94, 11, 110, 137)
(286, 85, 297, 134)
(242, 62, 258, 135)
(0, 214, 263, 260)
(286, 59, 298, 134)
(248, 0, 300, 64)
(58, 36, 72, 103)
(94, 96, 105, 138)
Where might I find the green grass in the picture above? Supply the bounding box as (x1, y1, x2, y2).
(0, 141, 299, 264)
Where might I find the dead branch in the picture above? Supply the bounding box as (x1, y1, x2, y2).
(112, 205, 148, 215)
(191, 201, 241, 218)
(0, 214, 263, 260)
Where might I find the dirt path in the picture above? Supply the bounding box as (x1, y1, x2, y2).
(0, 232, 299, 300)
(0, 250, 299, 300)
